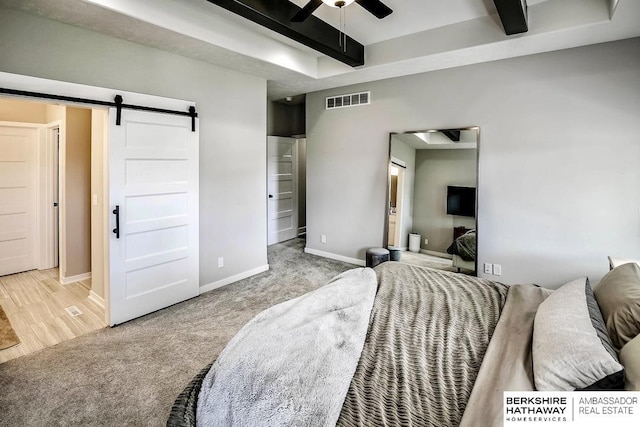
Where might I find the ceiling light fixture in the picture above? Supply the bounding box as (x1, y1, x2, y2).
(321, 0, 355, 7)
(321, 0, 354, 52)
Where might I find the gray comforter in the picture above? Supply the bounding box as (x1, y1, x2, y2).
(168, 261, 542, 427)
(447, 230, 476, 261)
(337, 261, 508, 426)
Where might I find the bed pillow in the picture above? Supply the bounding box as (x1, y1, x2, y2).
(608, 256, 640, 270)
(593, 262, 640, 349)
(533, 277, 624, 391)
(620, 334, 640, 391)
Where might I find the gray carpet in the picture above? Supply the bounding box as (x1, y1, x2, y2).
(399, 251, 457, 272)
(0, 238, 356, 426)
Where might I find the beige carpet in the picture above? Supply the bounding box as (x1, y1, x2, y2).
(0, 305, 19, 350)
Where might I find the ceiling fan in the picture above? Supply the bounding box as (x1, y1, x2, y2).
(291, 0, 393, 22)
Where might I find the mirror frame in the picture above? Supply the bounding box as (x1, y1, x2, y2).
(384, 126, 480, 274)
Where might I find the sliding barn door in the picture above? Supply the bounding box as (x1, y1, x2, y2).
(109, 109, 199, 325)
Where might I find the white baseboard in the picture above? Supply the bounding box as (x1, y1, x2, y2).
(420, 249, 452, 259)
(60, 272, 92, 285)
(199, 264, 270, 294)
(304, 247, 365, 267)
(88, 290, 105, 309)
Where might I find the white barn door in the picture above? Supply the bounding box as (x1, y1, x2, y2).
(267, 136, 298, 245)
(0, 125, 38, 276)
(109, 109, 199, 325)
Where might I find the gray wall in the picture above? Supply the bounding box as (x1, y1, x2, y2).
(306, 37, 640, 288)
(413, 149, 476, 255)
(0, 7, 268, 288)
(64, 107, 92, 278)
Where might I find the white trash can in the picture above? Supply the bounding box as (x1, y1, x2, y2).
(409, 233, 421, 253)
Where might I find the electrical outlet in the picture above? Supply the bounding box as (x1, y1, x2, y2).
(493, 264, 502, 276)
(321, 234, 326, 244)
(217, 257, 224, 268)
(484, 263, 492, 274)
(424, 238, 428, 245)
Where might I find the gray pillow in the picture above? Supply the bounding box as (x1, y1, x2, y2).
(620, 334, 640, 391)
(533, 277, 624, 390)
(593, 262, 640, 349)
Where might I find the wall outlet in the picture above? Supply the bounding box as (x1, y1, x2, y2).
(217, 257, 224, 268)
(484, 263, 492, 274)
(424, 238, 428, 245)
(321, 234, 326, 244)
(493, 264, 502, 276)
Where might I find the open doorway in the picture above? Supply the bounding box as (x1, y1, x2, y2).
(0, 98, 107, 363)
(267, 96, 306, 245)
(388, 161, 405, 248)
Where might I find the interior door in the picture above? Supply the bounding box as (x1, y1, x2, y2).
(267, 136, 298, 245)
(0, 125, 38, 276)
(109, 109, 199, 325)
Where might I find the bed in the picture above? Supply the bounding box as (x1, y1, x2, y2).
(447, 229, 476, 272)
(168, 260, 640, 427)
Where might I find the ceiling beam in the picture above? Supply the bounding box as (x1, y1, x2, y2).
(205, 0, 365, 67)
(441, 130, 461, 142)
(493, 0, 528, 35)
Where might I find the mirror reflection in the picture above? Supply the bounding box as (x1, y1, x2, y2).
(387, 127, 478, 275)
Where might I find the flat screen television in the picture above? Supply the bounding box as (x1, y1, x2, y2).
(446, 186, 476, 217)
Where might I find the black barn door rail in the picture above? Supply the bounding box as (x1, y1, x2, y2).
(0, 87, 198, 132)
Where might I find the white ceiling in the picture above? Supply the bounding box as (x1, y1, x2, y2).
(1, 0, 638, 101)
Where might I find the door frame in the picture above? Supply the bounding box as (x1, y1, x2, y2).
(392, 166, 405, 248)
(267, 136, 299, 245)
(0, 71, 197, 326)
(41, 122, 61, 270)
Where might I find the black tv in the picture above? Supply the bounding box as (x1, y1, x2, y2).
(446, 186, 476, 217)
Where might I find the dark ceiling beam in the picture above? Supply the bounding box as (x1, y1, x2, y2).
(493, 0, 528, 35)
(441, 130, 461, 142)
(205, 0, 365, 67)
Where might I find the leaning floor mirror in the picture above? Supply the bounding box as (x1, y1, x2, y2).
(386, 127, 479, 275)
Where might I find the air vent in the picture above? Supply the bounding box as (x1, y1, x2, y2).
(65, 305, 83, 317)
(326, 91, 370, 110)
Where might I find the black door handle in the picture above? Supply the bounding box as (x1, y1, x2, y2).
(113, 205, 120, 239)
(268, 194, 273, 198)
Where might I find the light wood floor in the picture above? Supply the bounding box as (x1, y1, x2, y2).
(0, 268, 106, 364)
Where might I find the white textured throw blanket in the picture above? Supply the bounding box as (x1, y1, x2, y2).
(196, 268, 378, 427)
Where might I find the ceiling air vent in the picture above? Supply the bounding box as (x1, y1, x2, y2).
(326, 91, 370, 110)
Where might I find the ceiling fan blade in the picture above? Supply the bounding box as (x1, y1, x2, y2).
(291, 0, 324, 22)
(355, 0, 393, 19)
